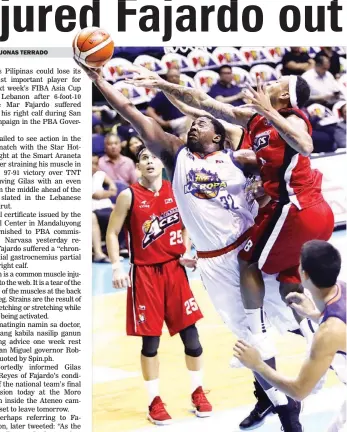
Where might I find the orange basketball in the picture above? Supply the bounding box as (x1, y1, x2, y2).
(73, 27, 114, 68)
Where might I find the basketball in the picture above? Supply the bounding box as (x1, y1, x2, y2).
(73, 27, 114, 68)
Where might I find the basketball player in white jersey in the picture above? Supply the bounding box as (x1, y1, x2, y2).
(76, 60, 303, 430)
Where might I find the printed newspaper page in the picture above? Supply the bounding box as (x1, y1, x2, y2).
(0, 1, 346, 431)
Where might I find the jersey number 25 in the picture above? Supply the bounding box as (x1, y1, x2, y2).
(185, 298, 198, 315)
(170, 230, 183, 245)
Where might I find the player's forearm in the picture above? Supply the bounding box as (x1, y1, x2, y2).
(95, 78, 153, 138)
(182, 228, 192, 254)
(157, 81, 243, 125)
(266, 110, 313, 156)
(165, 92, 207, 120)
(254, 362, 305, 401)
(105, 231, 121, 267)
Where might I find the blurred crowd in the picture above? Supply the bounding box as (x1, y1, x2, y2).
(92, 46, 346, 263)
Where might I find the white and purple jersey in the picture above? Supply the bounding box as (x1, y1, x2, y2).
(172, 147, 256, 252)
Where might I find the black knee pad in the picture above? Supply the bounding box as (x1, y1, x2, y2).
(179, 325, 203, 358)
(141, 336, 160, 358)
(184, 345, 203, 358)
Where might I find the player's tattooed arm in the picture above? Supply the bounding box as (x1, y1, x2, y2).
(74, 60, 182, 175)
(266, 113, 313, 156)
(245, 77, 313, 156)
(127, 66, 254, 128)
(160, 82, 254, 128)
(165, 92, 209, 120)
(166, 93, 244, 150)
(97, 80, 181, 176)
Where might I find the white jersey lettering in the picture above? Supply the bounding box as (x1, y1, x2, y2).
(172, 147, 256, 251)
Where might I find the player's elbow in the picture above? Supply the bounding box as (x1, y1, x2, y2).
(299, 137, 314, 157)
(139, 117, 161, 142)
(233, 150, 258, 170)
(292, 390, 309, 402)
(289, 383, 310, 402)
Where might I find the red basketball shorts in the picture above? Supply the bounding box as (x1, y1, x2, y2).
(126, 259, 203, 337)
(239, 199, 335, 284)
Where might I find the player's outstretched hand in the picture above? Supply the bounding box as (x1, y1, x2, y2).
(73, 57, 103, 82)
(233, 340, 263, 370)
(243, 75, 274, 117)
(179, 254, 197, 271)
(285, 292, 320, 321)
(112, 269, 131, 289)
(126, 65, 164, 88)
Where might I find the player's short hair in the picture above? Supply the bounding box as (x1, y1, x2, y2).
(135, 144, 147, 162)
(301, 240, 341, 288)
(208, 117, 226, 149)
(92, 153, 99, 158)
(295, 76, 311, 108)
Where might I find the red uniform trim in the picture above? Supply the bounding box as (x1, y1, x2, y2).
(197, 227, 252, 259)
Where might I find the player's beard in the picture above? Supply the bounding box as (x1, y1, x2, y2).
(186, 138, 204, 153)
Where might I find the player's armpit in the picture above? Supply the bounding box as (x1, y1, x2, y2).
(233, 149, 258, 173)
(223, 123, 244, 150)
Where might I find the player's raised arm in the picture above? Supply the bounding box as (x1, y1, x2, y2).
(128, 67, 254, 128)
(106, 189, 132, 289)
(245, 77, 313, 156)
(166, 91, 245, 150)
(75, 60, 182, 176)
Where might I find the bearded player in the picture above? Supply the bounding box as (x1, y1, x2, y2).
(77, 59, 304, 430)
(106, 146, 212, 425)
(129, 70, 336, 430)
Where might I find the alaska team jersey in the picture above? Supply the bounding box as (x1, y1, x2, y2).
(172, 147, 255, 252)
(320, 281, 346, 385)
(125, 181, 185, 265)
(248, 108, 323, 209)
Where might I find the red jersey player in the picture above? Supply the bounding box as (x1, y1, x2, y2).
(126, 71, 335, 432)
(106, 146, 212, 425)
